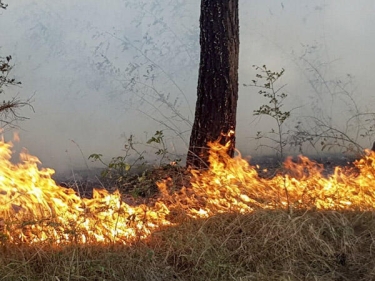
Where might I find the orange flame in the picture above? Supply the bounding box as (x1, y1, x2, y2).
(0, 138, 374, 245)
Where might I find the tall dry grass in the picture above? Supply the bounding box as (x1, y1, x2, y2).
(1, 210, 375, 280)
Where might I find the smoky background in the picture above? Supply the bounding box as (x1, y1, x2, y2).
(0, 0, 374, 176)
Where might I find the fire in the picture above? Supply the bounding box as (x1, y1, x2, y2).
(0, 141, 171, 244)
(0, 138, 375, 245)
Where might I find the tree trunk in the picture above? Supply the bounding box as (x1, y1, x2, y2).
(186, 0, 239, 168)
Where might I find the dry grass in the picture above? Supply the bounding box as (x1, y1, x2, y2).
(1, 210, 375, 281)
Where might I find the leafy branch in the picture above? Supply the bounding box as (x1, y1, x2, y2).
(0, 55, 34, 128)
(89, 130, 180, 187)
(0, 0, 7, 9)
(244, 65, 291, 160)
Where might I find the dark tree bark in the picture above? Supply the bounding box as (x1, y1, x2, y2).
(186, 0, 239, 168)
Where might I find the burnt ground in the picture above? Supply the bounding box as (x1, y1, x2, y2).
(55, 164, 191, 204)
(251, 153, 358, 178)
(53, 153, 359, 203)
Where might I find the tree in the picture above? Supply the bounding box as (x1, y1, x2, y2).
(186, 0, 239, 168)
(0, 1, 33, 127)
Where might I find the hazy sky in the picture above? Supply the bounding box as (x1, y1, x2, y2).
(0, 0, 374, 174)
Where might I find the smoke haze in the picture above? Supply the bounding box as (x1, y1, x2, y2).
(0, 0, 374, 175)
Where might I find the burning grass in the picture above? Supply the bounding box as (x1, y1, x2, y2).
(1, 210, 375, 280)
(2, 138, 375, 279)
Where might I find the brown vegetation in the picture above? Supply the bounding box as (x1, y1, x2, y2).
(1, 210, 374, 280)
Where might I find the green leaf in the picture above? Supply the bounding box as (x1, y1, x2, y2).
(88, 153, 103, 161)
